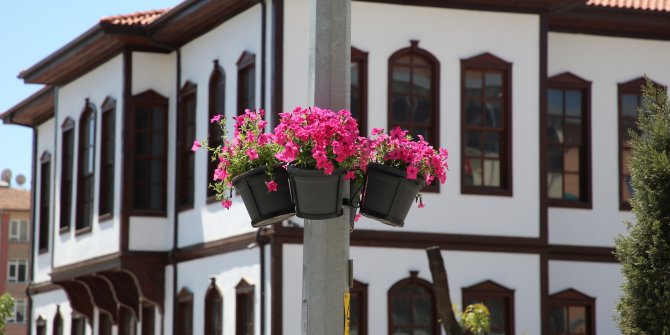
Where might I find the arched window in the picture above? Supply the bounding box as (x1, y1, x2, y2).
(549, 288, 595, 335)
(387, 271, 437, 335)
(38, 151, 52, 253)
(52, 306, 62, 335)
(99, 97, 116, 218)
(235, 279, 255, 335)
(237, 51, 256, 115)
(205, 278, 223, 335)
(462, 280, 515, 335)
(178, 81, 197, 210)
(350, 279, 368, 335)
(36, 315, 46, 335)
(176, 287, 194, 335)
(76, 100, 96, 232)
(208, 60, 225, 200)
(461, 52, 512, 195)
(352, 47, 368, 136)
(388, 40, 439, 146)
(60, 117, 75, 232)
(618, 77, 665, 210)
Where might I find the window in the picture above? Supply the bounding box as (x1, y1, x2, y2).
(71, 314, 86, 335)
(462, 280, 515, 335)
(176, 288, 193, 335)
(235, 279, 255, 335)
(99, 97, 116, 218)
(8, 259, 28, 282)
(387, 271, 437, 335)
(76, 101, 96, 232)
(36, 316, 47, 335)
(7, 299, 26, 323)
(141, 305, 155, 335)
(618, 77, 665, 210)
(39, 152, 51, 252)
(205, 279, 223, 335)
(237, 51, 256, 115)
(130, 90, 168, 214)
(99, 313, 112, 335)
(178, 82, 197, 210)
(53, 308, 63, 335)
(351, 47, 368, 136)
(461, 52, 512, 195)
(9, 219, 29, 242)
(208, 61, 225, 199)
(549, 289, 595, 335)
(119, 307, 136, 335)
(60, 117, 75, 231)
(547, 73, 591, 207)
(350, 280, 368, 335)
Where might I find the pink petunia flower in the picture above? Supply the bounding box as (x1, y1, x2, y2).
(354, 214, 362, 222)
(210, 114, 223, 124)
(213, 168, 227, 181)
(406, 165, 419, 180)
(345, 171, 356, 180)
(266, 180, 278, 192)
(246, 148, 259, 160)
(191, 140, 201, 152)
(222, 199, 232, 209)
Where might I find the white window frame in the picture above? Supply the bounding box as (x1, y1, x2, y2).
(9, 219, 29, 242)
(8, 259, 28, 283)
(7, 299, 26, 323)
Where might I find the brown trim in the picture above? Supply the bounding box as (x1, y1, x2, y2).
(271, 0, 284, 127)
(178, 81, 198, 211)
(548, 288, 596, 335)
(270, 224, 284, 335)
(235, 279, 255, 335)
(350, 279, 368, 335)
(99, 97, 116, 218)
(175, 231, 256, 262)
(56, 280, 95, 325)
(387, 271, 437, 335)
(74, 226, 93, 236)
(28, 282, 61, 295)
(60, 118, 75, 232)
(204, 278, 223, 335)
(0, 86, 54, 127)
(461, 52, 513, 196)
(539, 17, 550, 335)
(78, 276, 119, 324)
(237, 51, 257, 115)
(547, 72, 592, 209)
(38, 152, 52, 253)
(548, 244, 615, 263)
(462, 280, 515, 335)
(176, 287, 194, 335)
(351, 46, 368, 136)
(121, 49, 132, 252)
(76, 100, 97, 231)
(208, 60, 225, 201)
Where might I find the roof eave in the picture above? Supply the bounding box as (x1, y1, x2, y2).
(0, 86, 54, 128)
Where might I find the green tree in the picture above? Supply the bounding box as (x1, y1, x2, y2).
(616, 79, 670, 334)
(0, 293, 15, 333)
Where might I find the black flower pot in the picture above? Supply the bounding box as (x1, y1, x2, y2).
(287, 166, 345, 219)
(360, 163, 425, 227)
(232, 166, 295, 227)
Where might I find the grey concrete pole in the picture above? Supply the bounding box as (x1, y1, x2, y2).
(301, 0, 351, 334)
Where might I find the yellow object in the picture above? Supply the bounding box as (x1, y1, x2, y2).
(344, 292, 351, 335)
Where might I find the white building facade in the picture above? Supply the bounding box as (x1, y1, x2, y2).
(3, 0, 669, 334)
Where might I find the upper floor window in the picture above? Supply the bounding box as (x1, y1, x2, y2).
(236, 279, 255, 335)
(178, 82, 197, 210)
(7, 298, 26, 323)
(387, 271, 437, 335)
(39, 151, 51, 252)
(549, 289, 595, 335)
(76, 100, 96, 232)
(350, 280, 368, 335)
(60, 117, 75, 232)
(462, 280, 515, 335)
(352, 47, 368, 136)
(177, 287, 194, 335)
(461, 52, 512, 196)
(141, 305, 155, 335)
(99, 97, 116, 218)
(205, 279, 223, 335)
(547, 73, 591, 207)
(9, 219, 29, 242)
(71, 313, 86, 335)
(8, 259, 28, 283)
(618, 77, 665, 210)
(130, 90, 168, 214)
(208, 61, 225, 200)
(237, 51, 256, 115)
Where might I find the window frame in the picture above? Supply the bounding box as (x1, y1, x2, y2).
(7, 298, 26, 323)
(462, 280, 515, 335)
(76, 100, 96, 234)
(36, 316, 47, 335)
(39, 151, 52, 253)
(178, 81, 197, 211)
(60, 117, 75, 233)
(350, 279, 368, 335)
(547, 72, 592, 209)
(237, 51, 256, 115)
(549, 288, 595, 335)
(205, 279, 223, 335)
(129, 90, 169, 216)
(99, 97, 116, 220)
(71, 313, 86, 335)
(8, 259, 28, 283)
(387, 271, 437, 335)
(176, 287, 194, 335)
(235, 279, 255, 335)
(388, 40, 440, 193)
(460, 52, 513, 196)
(351, 46, 368, 136)
(9, 219, 29, 242)
(208, 60, 225, 202)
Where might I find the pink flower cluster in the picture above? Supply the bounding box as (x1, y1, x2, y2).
(273, 107, 361, 175)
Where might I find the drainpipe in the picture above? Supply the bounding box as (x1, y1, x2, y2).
(259, 0, 267, 120)
(26, 126, 37, 333)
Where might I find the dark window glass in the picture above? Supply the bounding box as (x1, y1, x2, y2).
(388, 273, 436, 335)
(205, 285, 223, 335)
(77, 104, 96, 231)
(39, 155, 51, 252)
(237, 52, 256, 115)
(351, 47, 368, 136)
(37, 323, 46, 335)
(236, 280, 255, 335)
(119, 308, 136, 335)
(99, 100, 115, 216)
(179, 83, 197, 209)
(619, 82, 644, 209)
(208, 63, 225, 199)
(99, 313, 112, 335)
(549, 289, 594, 335)
(177, 301, 193, 335)
(60, 124, 74, 230)
(53, 310, 63, 335)
(70, 315, 85, 335)
(141, 305, 155, 335)
(350, 281, 368, 335)
(462, 281, 515, 335)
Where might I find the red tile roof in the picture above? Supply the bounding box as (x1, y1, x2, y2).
(100, 8, 169, 26)
(0, 187, 30, 211)
(586, 0, 670, 12)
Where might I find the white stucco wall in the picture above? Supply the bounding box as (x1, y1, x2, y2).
(283, 244, 541, 335)
(176, 5, 265, 248)
(34, 118, 55, 283)
(549, 260, 623, 335)
(548, 32, 670, 247)
(53, 55, 123, 267)
(31, 289, 83, 335)
(285, 0, 541, 238)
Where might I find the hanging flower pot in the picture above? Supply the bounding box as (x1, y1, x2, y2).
(287, 166, 345, 219)
(232, 166, 295, 227)
(360, 163, 425, 227)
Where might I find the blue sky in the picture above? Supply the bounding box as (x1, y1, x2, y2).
(0, 0, 180, 189)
